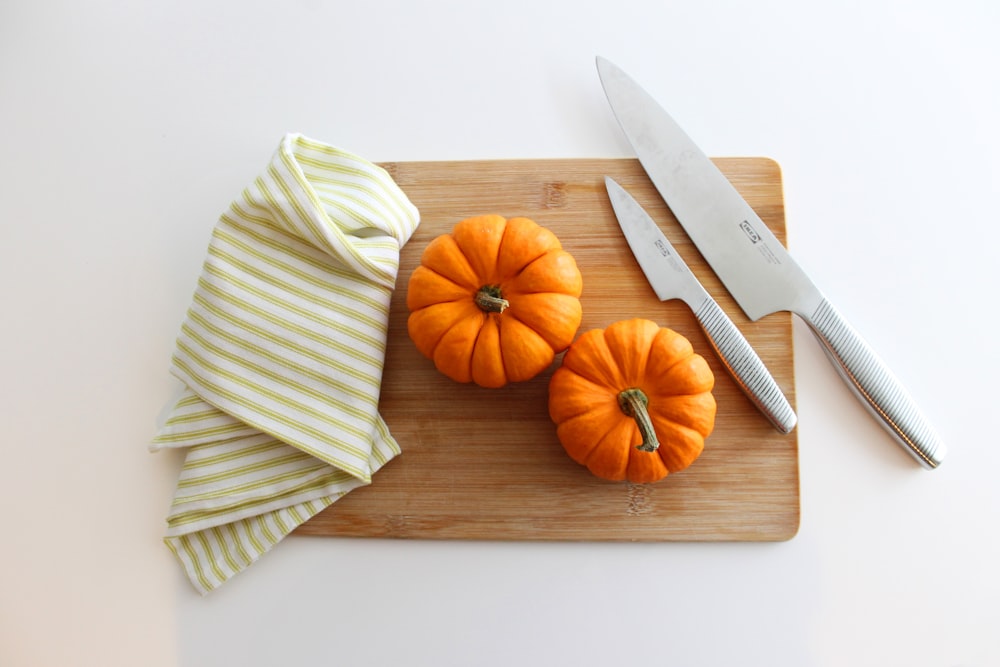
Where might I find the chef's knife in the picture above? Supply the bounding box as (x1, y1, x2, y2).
(596, 56, 946, 469)
(606, 176, 797, 434)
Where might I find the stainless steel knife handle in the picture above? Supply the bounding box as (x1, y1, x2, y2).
(803, 297, 947, 468)
(693, 296, 798, 434)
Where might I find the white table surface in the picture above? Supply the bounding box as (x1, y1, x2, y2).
(3, 1, 997, 665)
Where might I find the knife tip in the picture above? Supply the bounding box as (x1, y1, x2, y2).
(602, 176, 615, 199)
(603, 175, 623, 195)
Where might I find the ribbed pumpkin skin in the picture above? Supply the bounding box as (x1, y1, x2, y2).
(548, 319, 716, 483)
(406, 215, 583, 388)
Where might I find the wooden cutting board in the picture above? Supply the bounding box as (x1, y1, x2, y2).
(297, 157, 799, 542)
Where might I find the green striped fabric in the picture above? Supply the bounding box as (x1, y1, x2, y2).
(151, 134, 420, 594)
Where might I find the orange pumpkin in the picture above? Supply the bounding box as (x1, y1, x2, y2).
(548, 318, 716, 483)
(406, 215, 583, 388)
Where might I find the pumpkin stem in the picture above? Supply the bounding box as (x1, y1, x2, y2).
(475, 285, 509, 313)
(617, 388, 659, 453)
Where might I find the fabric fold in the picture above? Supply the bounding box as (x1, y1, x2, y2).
(151, 134, 419, 594)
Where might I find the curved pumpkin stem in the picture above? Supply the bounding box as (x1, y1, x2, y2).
(475, 285, 509, 313)
(617, 388, 659, 452)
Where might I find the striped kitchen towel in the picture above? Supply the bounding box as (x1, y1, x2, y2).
(150, 133, 420, 594)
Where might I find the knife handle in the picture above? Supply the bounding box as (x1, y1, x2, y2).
(693, 297, 798, 434)
(803, 297, 947, 469)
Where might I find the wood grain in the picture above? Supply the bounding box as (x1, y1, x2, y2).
(297, 157, 799, 542)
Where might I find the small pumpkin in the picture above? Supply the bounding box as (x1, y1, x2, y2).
(548, 318, 716, 483)
(406, 215, 583, 388)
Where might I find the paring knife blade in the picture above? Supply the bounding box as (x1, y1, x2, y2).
(606, 176, 797, 434)
(596, 55, 946, 469)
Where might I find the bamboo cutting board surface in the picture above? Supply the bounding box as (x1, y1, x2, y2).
(297, 157, 799, 541)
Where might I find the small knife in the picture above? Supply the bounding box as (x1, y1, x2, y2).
(596, 56, 946, 468)
(606, 176, 797, 434)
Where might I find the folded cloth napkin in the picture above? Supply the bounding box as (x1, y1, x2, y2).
(150, 133, 420, 594)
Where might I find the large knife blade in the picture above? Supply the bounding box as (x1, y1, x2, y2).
(597, 56, 947, 469)
(606, 176, 797, 434)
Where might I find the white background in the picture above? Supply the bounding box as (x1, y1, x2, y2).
(2, 1, 998, 665)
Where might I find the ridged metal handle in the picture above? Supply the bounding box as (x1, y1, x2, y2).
(804, 297, 947, 469)
(694, 297, 797, 434)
